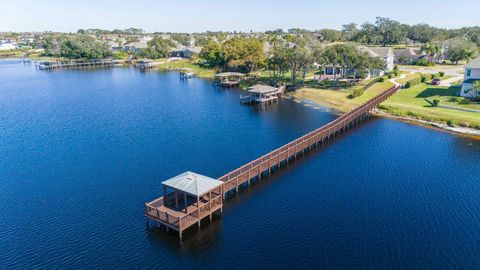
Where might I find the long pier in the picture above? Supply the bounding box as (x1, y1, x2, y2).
(35, 59, 126, 70)
(145, 85, 400, 239)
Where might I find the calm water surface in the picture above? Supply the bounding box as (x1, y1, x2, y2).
(1, 59, 480, 269)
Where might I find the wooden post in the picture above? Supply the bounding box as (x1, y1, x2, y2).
(184, 193, 188, 214)
(175, 190, 178, 209)
(209, 191, 212, 221)
(163, 185, 167, 205)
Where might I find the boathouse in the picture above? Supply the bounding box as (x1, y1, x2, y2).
(145, 172, 224, 240)
(214, 72, 245, 87)
(240, 84, 281, 105)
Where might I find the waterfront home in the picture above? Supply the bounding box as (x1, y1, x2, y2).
(460, 56, 480, 98)
(123, 41, 148, 52)
(168, 47, 202, 59)
(240, 84, 281, 105)
(0, 39, 16, 51)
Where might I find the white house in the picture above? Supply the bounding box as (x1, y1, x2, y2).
(0, 39, 16, 51)
(460, 56, 480, 98)
(358, 46, 395, 77)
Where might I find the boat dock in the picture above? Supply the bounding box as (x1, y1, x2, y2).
(179, 68, 196, 79)
(146, 85, 400, 240)
(35, 59, 125, 70)
(214, 72, 245, 88)
(135, 60, 159, 71)
(240, 84, 283, 105)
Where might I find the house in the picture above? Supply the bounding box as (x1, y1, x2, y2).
(360, 46, 395, 71)
(393, 48, 423, 64)
(460, 56, 480, 98)
(168, 47, 202, 59)
(122, 41, 148, 52)
(0, 39, 16, 51)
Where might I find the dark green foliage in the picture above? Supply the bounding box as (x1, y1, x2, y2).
(200, 38, 266, 73)
(137, 38, 176, 59)
(412, 59, 435, 66)
(439, 71, 445, 77)
(421, 75, 427, 83)
(170, 34, 190, 46)
(42, 35, 112, 59)
(432, 99, 440, 106)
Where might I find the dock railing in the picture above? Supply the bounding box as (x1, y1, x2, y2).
(219, 85, 400, 192)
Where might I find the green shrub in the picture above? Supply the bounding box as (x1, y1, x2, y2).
(377, 77, 385, 82)
(439, 71, 445, 77)
(432, 99, 440, 106)
(421, 75, 427, 83)
(413, 59, 435, 66)
(430, 74, 435, 80)
(447, 120, 455, 127)
(393, 65, 399, 71)
(388, 74, 393, 79)
(405, 77, 422, 88)
(350, 88, 365, 98)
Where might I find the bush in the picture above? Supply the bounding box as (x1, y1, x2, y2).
(350, 88, 365, 98)
(388, 74, 393, 79)
(439, 71, 445, 77)
(420, 75, 427, 83)
(413, 59, 435, 66)
(447, 120, 455, 127)
(430, 74, 436, 80)
(377, 77, 385, 82)
(393, 65, 399, 71)
(405, 77, 422, 88)
(432, 99, 440, 106)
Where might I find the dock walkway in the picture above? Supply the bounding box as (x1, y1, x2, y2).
(146, 85, 400, 239)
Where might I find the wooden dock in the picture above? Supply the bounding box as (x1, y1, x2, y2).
(35, 59, 126, 70)
(146, 85, 401, 239)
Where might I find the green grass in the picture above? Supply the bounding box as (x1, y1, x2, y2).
(291, 77, 395, 112)
(157, 59, 217, 78)
(381, 84, 480, 129)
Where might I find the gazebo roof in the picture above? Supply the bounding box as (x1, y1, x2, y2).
(214, 72, 246, 78)
(248, 84, 278, 94)
(162, 171, 223, 197)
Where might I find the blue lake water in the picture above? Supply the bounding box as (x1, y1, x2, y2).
(1, 59, 480, 269)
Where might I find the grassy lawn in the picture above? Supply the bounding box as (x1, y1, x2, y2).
(290, 78, 395, 112)
(157, 59, 217, 78)
(381, 84, 480, 128)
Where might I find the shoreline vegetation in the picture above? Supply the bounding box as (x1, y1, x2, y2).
(4, 16, 479, 135)
(6, 54, 478, 135)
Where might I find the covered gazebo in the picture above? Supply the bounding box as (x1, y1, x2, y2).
(145, 171, 224, 240)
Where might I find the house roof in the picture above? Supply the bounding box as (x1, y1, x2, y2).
(162, 171, 223, 197)
(394, 48, 421, 59)
(466, 56, 480, 69)
(248, 84, 278, 93)
(358, 46, 392, 58)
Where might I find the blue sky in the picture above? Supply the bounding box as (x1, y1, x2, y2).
(2, 0, 478, 32)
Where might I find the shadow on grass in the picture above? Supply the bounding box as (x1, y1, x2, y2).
(415, 86, 457, 98)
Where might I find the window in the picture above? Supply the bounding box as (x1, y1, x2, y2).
(466, 69, 472, 76)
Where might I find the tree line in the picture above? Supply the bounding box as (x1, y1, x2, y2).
(200, 35, 385, 86)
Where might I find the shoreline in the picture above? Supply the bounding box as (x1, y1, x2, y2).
(288, 94, 480, 138)
(373, 109, 480, 138)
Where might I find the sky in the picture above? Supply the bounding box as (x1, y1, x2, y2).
(1, 0, 479, 33)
